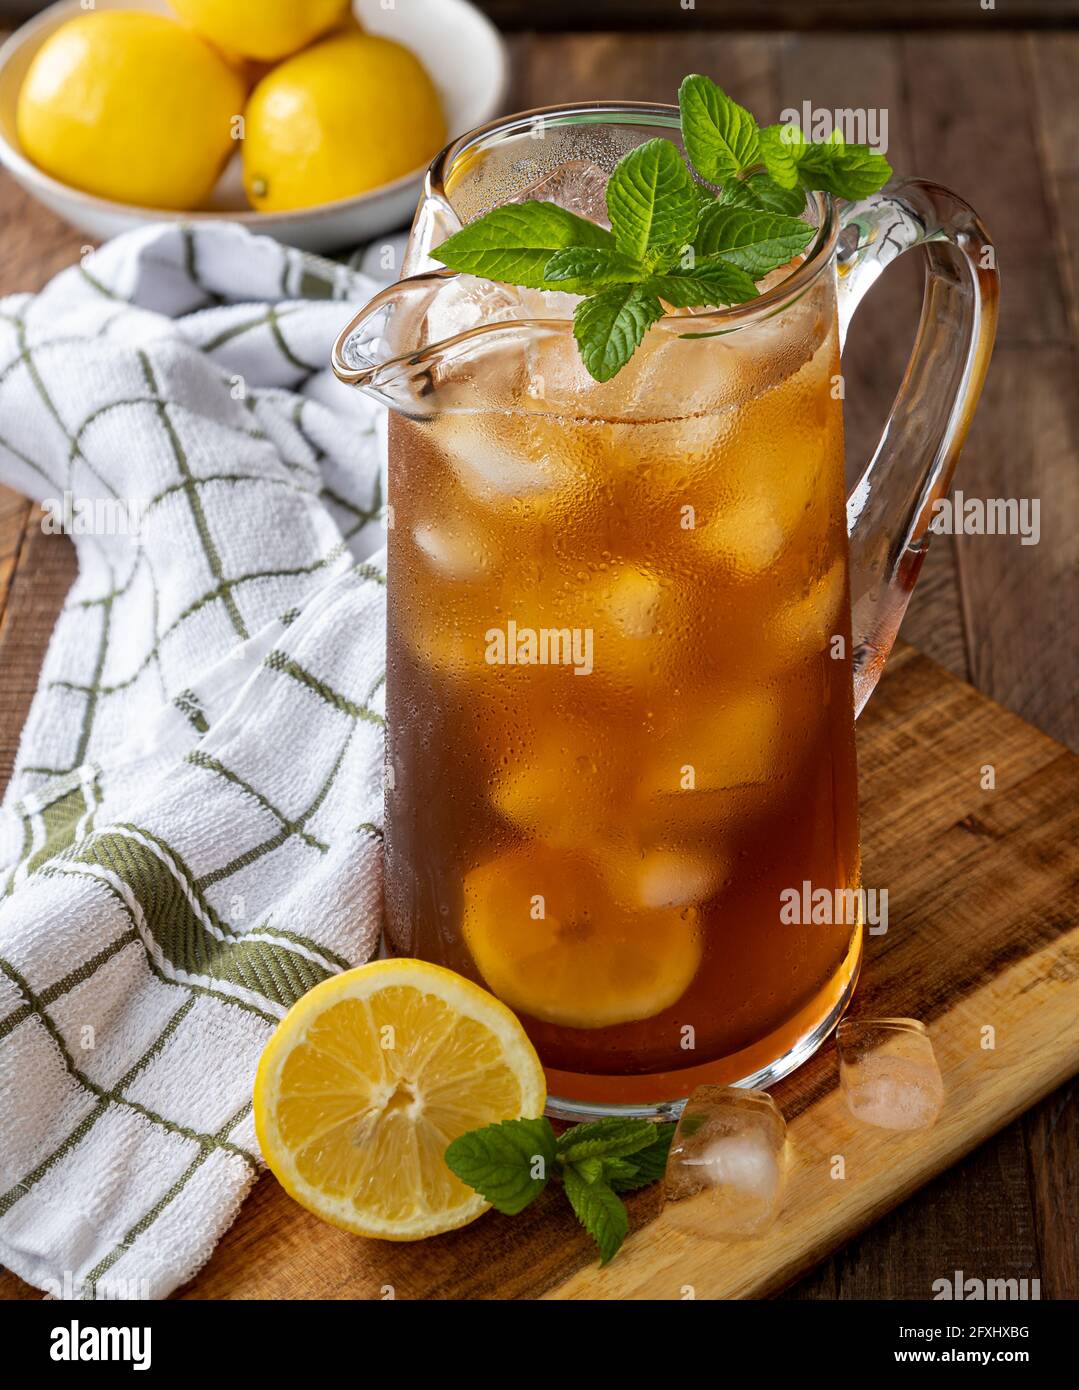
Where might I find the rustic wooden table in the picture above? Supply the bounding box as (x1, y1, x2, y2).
(0, 22, 1076, 1299)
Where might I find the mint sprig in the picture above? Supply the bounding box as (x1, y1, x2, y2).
(444, 1116, 676, 1265)
(434, 72, 892, 381)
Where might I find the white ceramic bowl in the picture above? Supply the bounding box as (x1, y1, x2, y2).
(0, 0, 508, 251)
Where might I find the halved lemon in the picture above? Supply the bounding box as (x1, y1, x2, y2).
(463, 846, 703, 1030)
(254, 959, 546, 1240)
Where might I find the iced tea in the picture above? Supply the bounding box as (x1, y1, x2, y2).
(383, 267, 861, 1111)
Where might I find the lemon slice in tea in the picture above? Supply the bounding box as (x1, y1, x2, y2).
(463, 846, 703, 1030)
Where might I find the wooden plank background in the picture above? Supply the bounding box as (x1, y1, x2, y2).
(0, 20, 1076, 1297)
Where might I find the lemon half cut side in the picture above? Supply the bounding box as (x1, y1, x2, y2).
(254, 959, 546, 1241)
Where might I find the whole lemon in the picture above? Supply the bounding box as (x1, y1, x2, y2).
(169, 0, 352, 63)
(17, 13, 245, 210)
(243, 33, 446, 212)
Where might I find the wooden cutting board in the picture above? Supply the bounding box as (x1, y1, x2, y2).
(2, 642, 1077, 1300)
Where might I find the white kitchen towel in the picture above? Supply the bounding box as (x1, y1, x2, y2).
(0, 221, 390, 1299)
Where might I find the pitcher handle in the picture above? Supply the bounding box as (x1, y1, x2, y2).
(836, 177, 999, 715)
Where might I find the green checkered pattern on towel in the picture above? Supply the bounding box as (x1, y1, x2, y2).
(0, 223, 387, 1300)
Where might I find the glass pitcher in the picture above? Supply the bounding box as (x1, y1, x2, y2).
(332, 103, 998, 1119)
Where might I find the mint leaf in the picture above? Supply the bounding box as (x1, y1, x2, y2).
(599, 1157, 641, 1188)
(573, 285, 664, 382)
(444, 1117, 556, 1215)
(543, 246, 646, 294)
(759, 123, 804, 189)
(678, 74, 761, 185)
(556, 1117, 660, 1165)
(648, 261, 759, 308)
(573, 1156, 606, 1184)
(605, 138, 700, 262)
(796, 132, 892, 201)
(605, 1123, 676, 1192)
(561, 1166, 629, 1266)
(694, 204, 814, 275)
(694, 180, 718, 214)
(436, 202, 613, 290)
(720, 174, 807, 217)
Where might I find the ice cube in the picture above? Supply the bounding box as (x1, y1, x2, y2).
(731, 270, 832, 382)
(691, 449, 833, 581)
(630, 270, 833, 421)
(755, 256, 805, 295)
(436, 412, 573, 506)
(665, 1085, 787, 1234)
(697, 492, 792, 575)
(413, 517, 493, 581)
(609, 846, 727, 910)
(517, 288, 581, 322)
(602, 567, 662, 640)
(523, 318, 597, 412)
(509, 159, 611, 227)
(505, 159, 611, 410)
(633, 670, 824, 845)
(521, 564, 669, 689)
(397, 613, 485, 682)
(620, 326, 745, 420)
(420, 274, 537, 416)
(632, 692, 782, 845)
(773, 558, 847, 660)
(837, 1018, 944, 1131)
(641, 688, 784, 795)
(491, 725, 624, 848)
(423, 272, 523, 345)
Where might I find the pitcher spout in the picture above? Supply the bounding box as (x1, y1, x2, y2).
(331, 269, 566, 418)
(331, 271, 448, 416)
